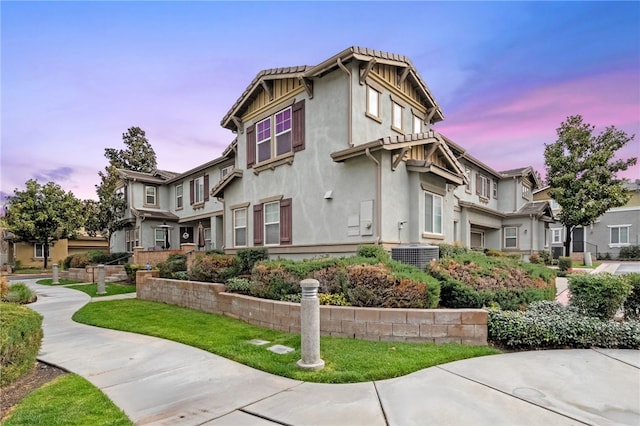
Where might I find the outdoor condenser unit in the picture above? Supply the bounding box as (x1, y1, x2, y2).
(391, 245, 440, 269)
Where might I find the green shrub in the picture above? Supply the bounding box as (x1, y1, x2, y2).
(0, 302, 44, 386)
(172, 271, 190, 281)
(157, 254, 187, 278)
(63, 255, 75, 270)
(356, 244, 389, 262)
(3, 283, 37, 304)
(319, 293, 351, 306)
(569, 273, 632, 320)
(619, 245, 640, 260)
(189, 253, 239, 283)
(438, 243, 469, 258)
(488, 301, 640, 349)
(236, 248, 269, 275)
(538, 250, 552, 265)
(69, 254, 91, 268)
(123, 263, 146, 282)
(558, 256, 572, 271)
(623, 273, 640, 321)
(250, 263, 299, 299)
(225, 277, 253, 295)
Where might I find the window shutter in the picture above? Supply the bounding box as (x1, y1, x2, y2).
(280, 198, 292, 245)
(247, 124, 256, 168)
(292, 100, 305, 152)
(203, 174, 210, 201)
(189, 180, 195, 205)
(475, 173, 480, 195)
(253, 203, 263, 246)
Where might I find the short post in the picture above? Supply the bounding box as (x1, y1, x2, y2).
(97, 264, 107, 295)
(297, 279, 325, 371)
(52, 264, 59, 285)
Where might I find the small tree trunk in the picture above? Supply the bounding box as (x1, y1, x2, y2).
(43, 242, 49, 270)
(564, 225, 573, 257)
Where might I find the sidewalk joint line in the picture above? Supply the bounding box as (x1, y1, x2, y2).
(373, 381, 390, 426)
(591, 348, 640, 369)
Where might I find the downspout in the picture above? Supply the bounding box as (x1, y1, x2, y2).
(365, 148, 382, 244)
(530, 214, 535, 257)
(336, 58, 353, 147)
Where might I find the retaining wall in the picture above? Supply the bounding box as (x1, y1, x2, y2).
(63, 265, 126, 282)
(137, 276, 487, 345)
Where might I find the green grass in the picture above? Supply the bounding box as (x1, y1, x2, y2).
(2, 373, 132, 426)
(36, 278, 84, 286)
(73, 299, 500, 383)
(66, 283, 136, 298)
(12, 269, 47, 275)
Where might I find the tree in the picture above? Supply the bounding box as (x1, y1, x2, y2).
(104, 126, 157, 173)
(4, 180, 84, 269)
(92, 127, 158, 246)
(544, 115, 637, 256)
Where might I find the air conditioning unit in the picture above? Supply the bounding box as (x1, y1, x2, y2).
(391, 245, 439, 269)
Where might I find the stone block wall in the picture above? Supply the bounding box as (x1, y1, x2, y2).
(138, 277, 488, 345)
(63, 265, 126, 282)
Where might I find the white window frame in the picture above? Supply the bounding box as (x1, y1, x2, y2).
(609, 225, 630, 247)
(264, 201, 281, 246)
(392, 102, 403, 132)
(220, 165, 233, 180)
(478, 174, 491, 199)
(256, 116, 272, 163)
(424, 192, 443, 234)
(145, 185, 157, 206)
(233, 208, 247, 248)
(176, 184, 183, 209)
(465, 167, 472, 193)
(522, 184, 531, 200)
(504, 226, 518, 249)
(493, 181, 498, 199)
(413, 115, 422, 134)
(552, 228, 562, 244)
(194, 177, 205, 204)
(274, 107, 292, 156)
(155, 228, 170, 249)
(34, 243, 44, 258)
(366, 86, 380, 120)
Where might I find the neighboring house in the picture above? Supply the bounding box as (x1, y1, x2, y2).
(111, 46, 554, 260)
(111, 143, 236, 254)
(7, 234, 108, 269)
(534, 180, 640, 259)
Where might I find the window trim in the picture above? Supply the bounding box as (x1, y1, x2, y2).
(476, 174, 491, 199)
(145, 185, 158, 207)
(154, 228, 171, 249)
(392, 102, 403, 133)
(504, 226, 518, 249)
(465, 167, 472, 193)
(366, 85, 382, 122)
(522, 184, 531, 200)
(34, 243, 45, 258)
(256, 116, 272, 163)
(609, 224, 630, 247)
(264, 201, 281, 246)
(413, 115, 422, 134)
(233, 207, 247, 248)
(194, 176, 205, 204)
(551, 228, 562, 244)
(424, 191, 443, 235)
(175, 184, 183, 210)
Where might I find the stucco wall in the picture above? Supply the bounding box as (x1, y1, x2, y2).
(137, 277, 488, 345)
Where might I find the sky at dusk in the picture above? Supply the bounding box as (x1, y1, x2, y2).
(2, 1, 639, 203)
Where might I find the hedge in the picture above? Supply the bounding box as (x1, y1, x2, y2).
(0, 302, 44, 386)
(568, 273, 632, 320)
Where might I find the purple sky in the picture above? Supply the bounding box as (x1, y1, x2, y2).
(2, 1, 639, 203)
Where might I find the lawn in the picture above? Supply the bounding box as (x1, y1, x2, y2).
(73, 299, 500, 383)
(2, 374, 132, 426)
(66, 283, 136, 297)
(36, 278, 84, 286)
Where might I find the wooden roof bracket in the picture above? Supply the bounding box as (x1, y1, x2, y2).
(425, 107, 437, 124)
(392, 147, 410, 171)
(359, 59, 377, 85)
(424, 140, 440, 160)
(231, 116, 244, 134)
(297, 75, 313, 99)
(260, 80, 274, 101)
(397, 67, 410, 87)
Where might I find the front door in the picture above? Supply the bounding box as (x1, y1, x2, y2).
(180, 226, 194, 244)
(572, 227, 584, 253)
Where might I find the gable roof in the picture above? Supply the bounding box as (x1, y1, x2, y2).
(221, 46, 444, 131)
(117, 169, 179, 184)
(506, 201, 554, 221)
(165, 139, 237, 184)
(442, 135, 503, 179)
(500, 166, 542, 189)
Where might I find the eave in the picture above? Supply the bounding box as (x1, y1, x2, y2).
(406, 160, 464, 185)
(458, 201, 506, 218)
(210, 169, 243, 199)
(331, 131, 441, 163)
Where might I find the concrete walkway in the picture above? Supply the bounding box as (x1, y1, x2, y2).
(19, 280, 640, 425)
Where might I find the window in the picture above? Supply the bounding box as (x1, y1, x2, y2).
(493, 181, 498, 198)
(155, 228, 170, 249)
(504, 227, 518, 248)
(145, 186, 157, 206)
(246, 100, 305, 168)
(204, 228, 212, 250)
(465, 167, 472, 193)
(552, 228, 562, 244)
(220, 165, 233, 180)
(392, 102, 403, 132)
(424, 192, 443, 234)
(264, 202, 280, 245)
(367, 86, 380, 119)
(176, 184, 183, 209)
(476, 174, 490, 198)
(34, 243, 44, 258)
(550, 199, 560, 210)
(253, 198, 292, 246)
(413, 115, 422, 134)
(233, 208, 247, 247)
(190, 175, 209, 205)
(125, 228, 139, 252)
(522, 184, 531, 200)
(610, 225, 630, 246)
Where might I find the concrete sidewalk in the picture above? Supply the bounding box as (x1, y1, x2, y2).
(23, 280, 640, 425)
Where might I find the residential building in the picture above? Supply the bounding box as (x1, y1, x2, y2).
(534, 180, 640, 259)
(112, 46, 554, 260)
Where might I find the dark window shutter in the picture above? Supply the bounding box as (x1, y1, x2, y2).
(280, 198, 292, 245)
(247, 124, 256, 168)
(253, 203, 263, 246)
(204, 174, 210, 201)
(292, 100, 305, 152)
(189, 180, 195, 205)
(475, 173, 480, 195)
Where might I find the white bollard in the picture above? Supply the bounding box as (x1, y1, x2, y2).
(97, 264, 107, 295)
(297, 279, 325, 371)
(52, 264, 59, 285)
